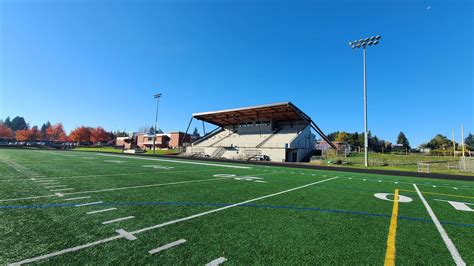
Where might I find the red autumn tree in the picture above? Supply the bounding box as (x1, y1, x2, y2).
(45, 123, 68, 142)
(69, 126, 91, 143)
(0, 124, 14, 139)
(15, 127, 40, 142)
(90, 127, 109, 144)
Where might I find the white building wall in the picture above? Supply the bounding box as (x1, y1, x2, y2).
(186, 121, 315, 162)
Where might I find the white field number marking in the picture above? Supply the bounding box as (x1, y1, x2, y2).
(142, 165, 175, 170)
(213, 174, 267, 183)
(434, 199, 474, 212)
(374, 193, 413, 203)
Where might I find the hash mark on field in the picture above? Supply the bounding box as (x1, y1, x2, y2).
(64, 196, 91, 201)
(206, 257, 227, 266)
(75, 201, 103, 207)
(148, 239, 186, 254)
(87, 208, 117, 214)
(115, 229, 137, 241)
(102, 216, 135, 224)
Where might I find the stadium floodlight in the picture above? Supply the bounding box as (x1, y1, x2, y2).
(152, 93, 162, 154)
(348, 35, 382, 167)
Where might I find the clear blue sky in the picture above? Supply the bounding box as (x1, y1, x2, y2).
(1, 0, 472, 146)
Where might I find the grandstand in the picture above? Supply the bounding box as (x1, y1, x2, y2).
(185, 102, 336, 162)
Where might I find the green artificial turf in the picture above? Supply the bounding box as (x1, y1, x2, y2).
(0, 149, 473, 265)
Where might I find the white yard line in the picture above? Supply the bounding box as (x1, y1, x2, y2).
(413, 184, 465, 265)
(45, 185, 67, 188)
(102, 216, 135, 225)
(75, 201, 103, 207)
(98, 153, 252, 169)
(87, 208, 117, 214)
(148, 239, 186, 254)
(63, 196, 91, 201)
(9, 176, 338, 265)
(49, 188, 74, 192)
(206, 257, 228, 266)
(35, 180, 58, 183)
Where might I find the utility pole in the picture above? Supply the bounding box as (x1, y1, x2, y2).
(152, 93, 162, 154)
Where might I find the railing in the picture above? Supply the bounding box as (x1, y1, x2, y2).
(256, 128, 282, 148)
(211, 147, 226, 158)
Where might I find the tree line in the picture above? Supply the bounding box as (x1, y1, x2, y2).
(0, 116, 113, 144)
(326, 130, 473, 152)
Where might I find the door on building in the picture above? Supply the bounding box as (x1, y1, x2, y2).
(292, 152, 298, 162)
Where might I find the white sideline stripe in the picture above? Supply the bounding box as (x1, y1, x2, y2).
(9, 176, 338, 265)
(98, 153, 252, 169)
(206, 257, 227, 266)
(75, 201, 103, 207)
(0, 177, 230, 202)
(45, 185, 67, 188)
(50, 188, 74, 192)
(148, 239, 186, 254)
(63, 196, 91, 201)
(86, 208, 117, 214)
(102, 216, 135, 224)
(115, 229, 137, 240)
(413, 184, 465, 265)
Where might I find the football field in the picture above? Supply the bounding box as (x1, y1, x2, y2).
(1, 149, 473, 265)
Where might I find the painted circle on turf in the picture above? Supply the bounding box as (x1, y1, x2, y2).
(374, 193, 413, 203)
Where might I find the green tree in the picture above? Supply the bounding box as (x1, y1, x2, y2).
(3, 117, 12, 129)
(464, 133, 473, 150)
(335, 131, 349, 142)
(427, 134, 451, 150)
(10, 116, 28, 131)
(397, 132, 410, 149)
(40, 121, 51, 139)
(192, 127, 200, 138)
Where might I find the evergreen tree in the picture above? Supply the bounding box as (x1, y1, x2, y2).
(40, 121, 51, 139)
(464, 133, 473, 150)
(148, 126, 155, 135)
(10, 116, 28, 131)
(397, 132, 411, 149)
(4, 117, 11, 128)
(192, 127, 200, 138)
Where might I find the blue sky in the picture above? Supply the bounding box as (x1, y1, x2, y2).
(0, 0, 472, 146)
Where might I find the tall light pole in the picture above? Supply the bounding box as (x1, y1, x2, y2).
(152, 93, 162, 154)
(349, 35, 381, 167)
